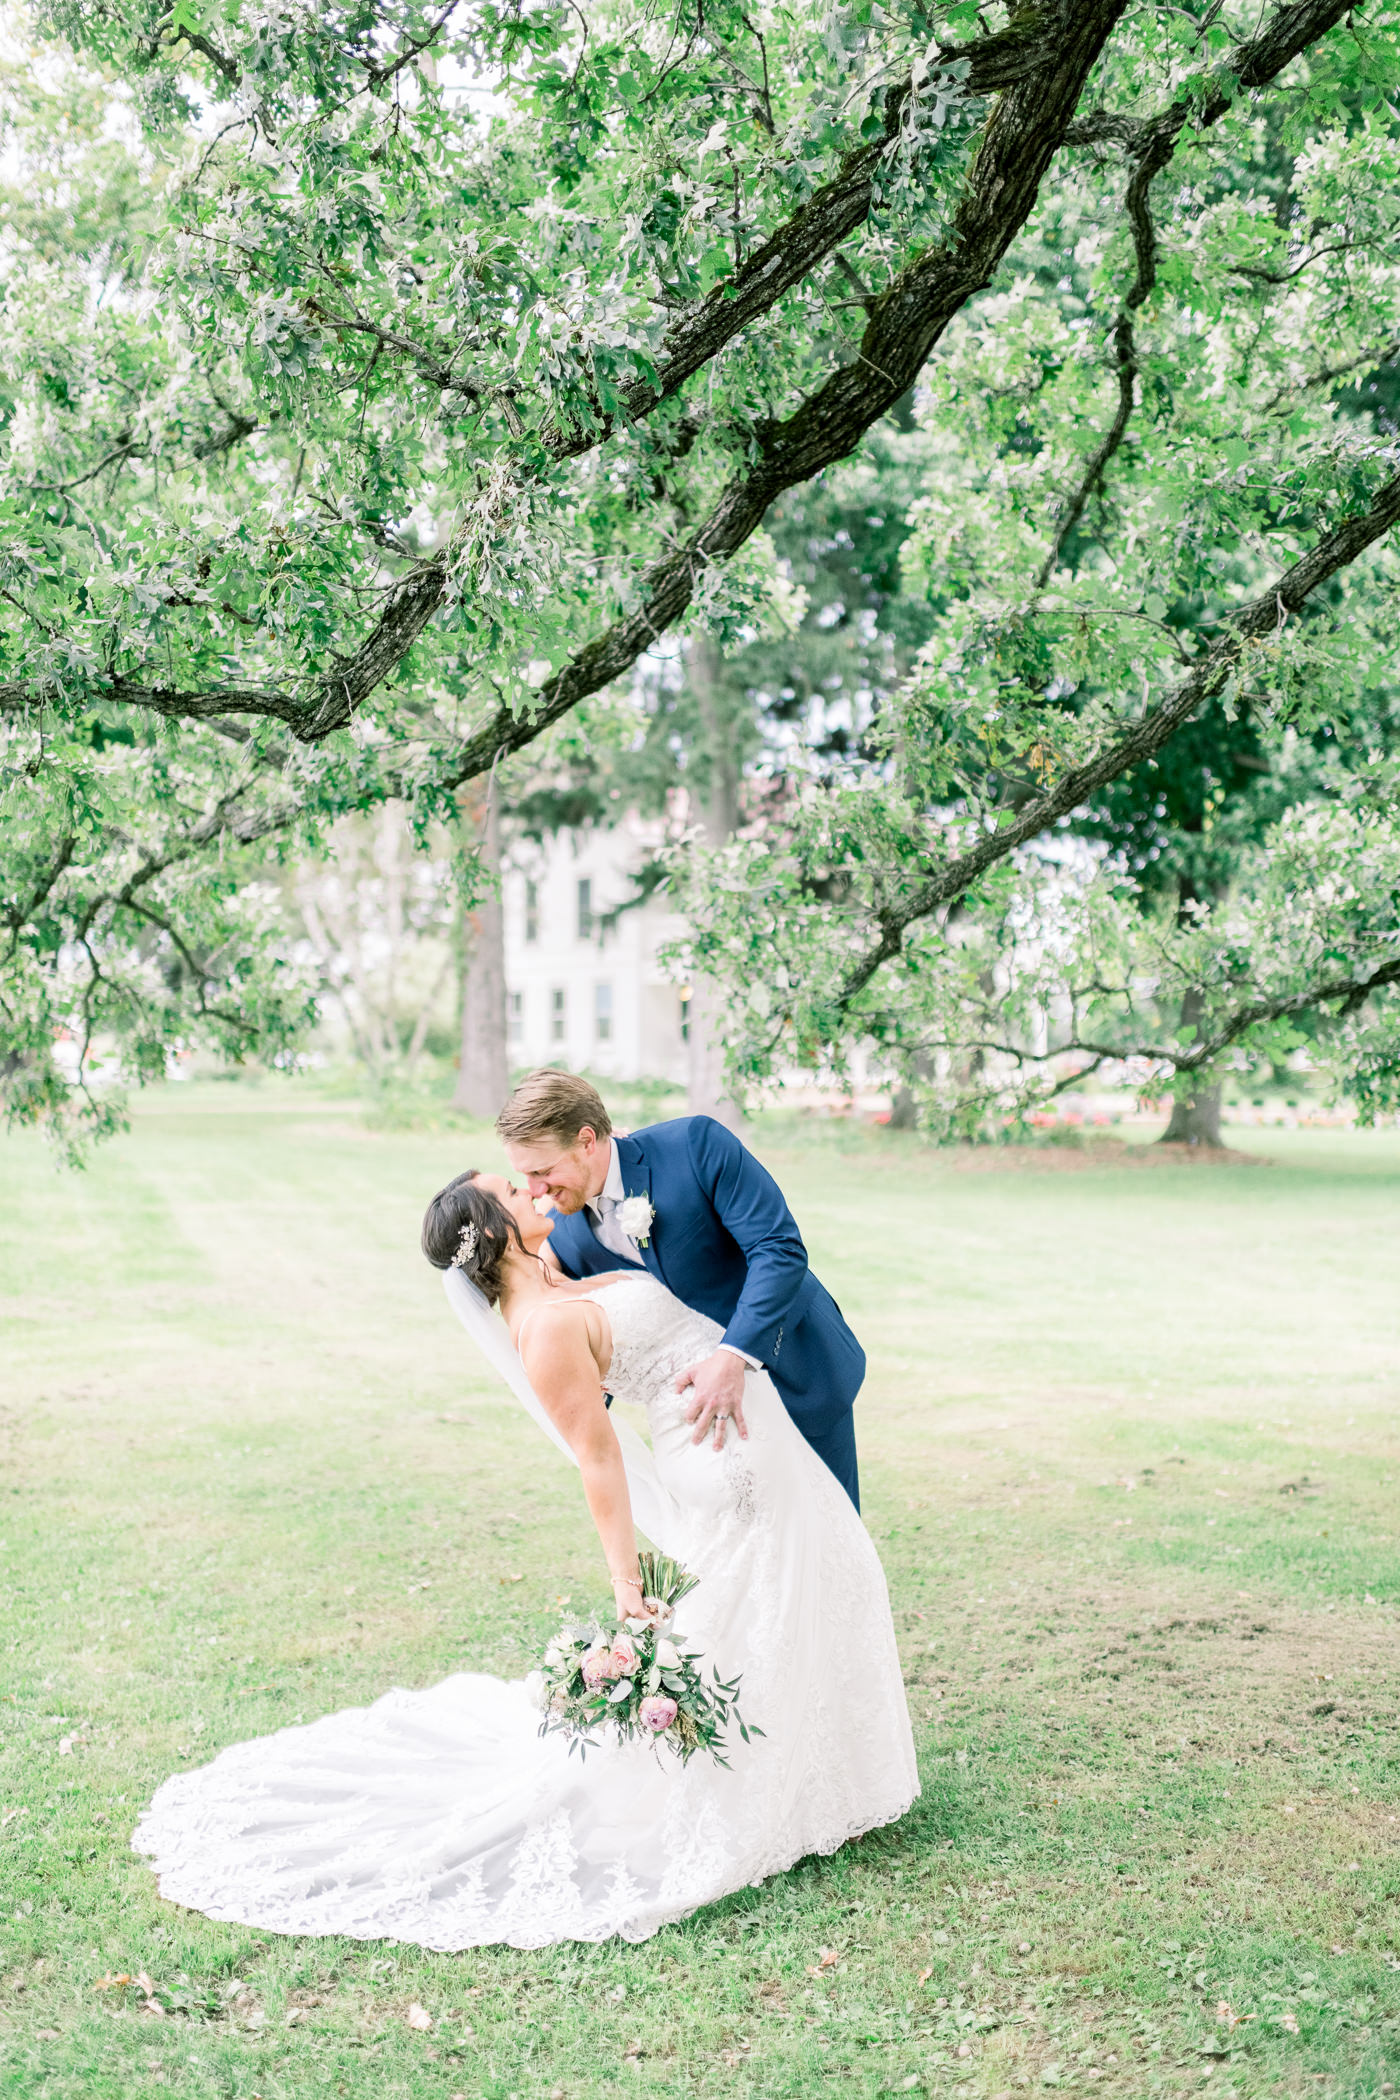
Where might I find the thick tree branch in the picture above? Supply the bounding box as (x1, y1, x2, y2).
(1035, 312, 1137, 587)
(5, 0, 1357, 765)
(6, 0, 1130, 750)
(960, 951, 1400, 1075)
(435, 0, 1134, 782)
(830, 468, 1400, 1014)
(1043, 0, 1356, 586)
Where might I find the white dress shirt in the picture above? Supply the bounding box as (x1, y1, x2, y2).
(586, 1139, 759, 1368)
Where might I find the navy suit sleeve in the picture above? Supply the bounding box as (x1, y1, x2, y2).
(686, 1118, 808, 1365)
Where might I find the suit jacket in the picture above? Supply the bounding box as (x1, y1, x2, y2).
(546, 1116, 865, 1445)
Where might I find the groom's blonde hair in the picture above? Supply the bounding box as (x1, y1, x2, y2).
(496, 1068, 613, 1148)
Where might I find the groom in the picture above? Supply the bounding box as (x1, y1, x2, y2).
(497, 1069, 866, 1509)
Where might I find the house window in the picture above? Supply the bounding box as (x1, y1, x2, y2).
(508, 989, 523, 1045)
(550, 987, 566, 1044)
(595, 983, 613, 1043)
(576, 877, 593, 941)
(524, 879, 539, 944)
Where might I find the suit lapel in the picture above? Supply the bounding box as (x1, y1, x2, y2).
(613, 1132, 661, 1279)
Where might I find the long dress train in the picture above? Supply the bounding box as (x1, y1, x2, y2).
(133, 1274, 918, 1947)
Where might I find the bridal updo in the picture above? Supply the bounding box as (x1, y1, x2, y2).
(421, 1170, 525, 1309)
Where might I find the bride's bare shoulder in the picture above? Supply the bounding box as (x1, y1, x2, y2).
(512, 1295, 609, 1372)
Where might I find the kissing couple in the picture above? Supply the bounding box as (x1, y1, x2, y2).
(134, 1071, 918, 1949)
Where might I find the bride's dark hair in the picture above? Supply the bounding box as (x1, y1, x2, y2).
(421, 1170, 526, 1309)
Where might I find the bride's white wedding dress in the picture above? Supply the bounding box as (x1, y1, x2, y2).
(134, 1273, 918, 1948)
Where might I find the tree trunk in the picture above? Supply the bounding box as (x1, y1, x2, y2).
(887, 1083, 919, 1130)
(453, 782, 509, 1118)
(684, 635, 745, 1130)
(1158, 976, 1224, 1147)
(1161, 1083, 1223, 1147)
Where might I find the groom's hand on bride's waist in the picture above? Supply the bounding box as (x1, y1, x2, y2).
(676, 1349, 750, 1451)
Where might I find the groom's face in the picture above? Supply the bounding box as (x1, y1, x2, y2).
(505, 1124, 606, 1215)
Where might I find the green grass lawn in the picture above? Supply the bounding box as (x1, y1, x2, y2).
(2, 1089, 1398, 2100)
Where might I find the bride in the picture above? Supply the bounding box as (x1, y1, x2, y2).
(133, 1170, 918, 1949)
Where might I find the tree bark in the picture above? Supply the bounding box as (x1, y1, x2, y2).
(685, 635, 745, 1131)
(1160, 1084, 1224, 1147)
(1158, 948, 1224, 1147)
(453, 783, 509, 1119)
(887, 1083, 919, 1130)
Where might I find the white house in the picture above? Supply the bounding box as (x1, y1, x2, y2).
(502, 815, 692, 1084)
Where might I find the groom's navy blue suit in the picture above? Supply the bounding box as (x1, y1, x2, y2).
(546, 1116, 865, 1509)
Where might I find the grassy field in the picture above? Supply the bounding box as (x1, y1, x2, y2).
(2, 1088, 1398, 2100)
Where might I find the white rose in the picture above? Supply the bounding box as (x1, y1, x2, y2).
(615, 1195, 655, 1240)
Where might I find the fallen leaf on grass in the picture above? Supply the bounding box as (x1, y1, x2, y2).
(917, 1967, 934, 1985)
(94, 1974, 131, 1990)
(1278, 2012, 1300, 2034)
(36, 2028, 60, 2041)
(1215, 2001, 1253, 2031)
(623, 2040, 645, 2062)
(285, 2008, 305, 2026)
(805, 1947, 841, 1976)
(406, 2002, 433, 2031)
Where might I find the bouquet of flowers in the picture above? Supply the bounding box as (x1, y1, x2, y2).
(536, 1550, 760, 1766)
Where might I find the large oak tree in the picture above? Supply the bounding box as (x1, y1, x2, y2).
(1, 0, 1396, 1142)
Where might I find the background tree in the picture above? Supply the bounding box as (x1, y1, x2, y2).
(292, 802, 455, 1082)
(673, 8, 1400, 1129)
(453, 779, 509, 1116)
(1, 0, 1396, 1149)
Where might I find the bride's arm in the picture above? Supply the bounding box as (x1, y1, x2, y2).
(520, 1307, 644, 1617)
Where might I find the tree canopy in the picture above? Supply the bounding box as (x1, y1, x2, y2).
(1, 0, 1397, 1143)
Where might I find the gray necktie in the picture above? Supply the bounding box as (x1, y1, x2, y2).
(592, 1193, 645, 1265)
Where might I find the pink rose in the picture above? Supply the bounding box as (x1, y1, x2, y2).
(610, 1635, 638, 1675)
(582, 1644, 618, 1689)
(639, 1695, 678, 1733)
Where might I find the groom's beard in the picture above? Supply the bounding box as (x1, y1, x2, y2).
(544, 1186, 588, 1216)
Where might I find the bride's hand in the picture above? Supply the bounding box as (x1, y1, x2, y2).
(610, 1570, 662, 1626)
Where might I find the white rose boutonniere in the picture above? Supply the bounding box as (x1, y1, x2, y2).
(615, 1193, 655, 1247)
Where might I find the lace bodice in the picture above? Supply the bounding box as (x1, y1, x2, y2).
(582, 1272, 723, 1416)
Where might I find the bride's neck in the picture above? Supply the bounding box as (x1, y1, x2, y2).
(498, 1247, 555, 1325)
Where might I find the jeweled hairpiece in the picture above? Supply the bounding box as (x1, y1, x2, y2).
(450, 1221, 480, 1269)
